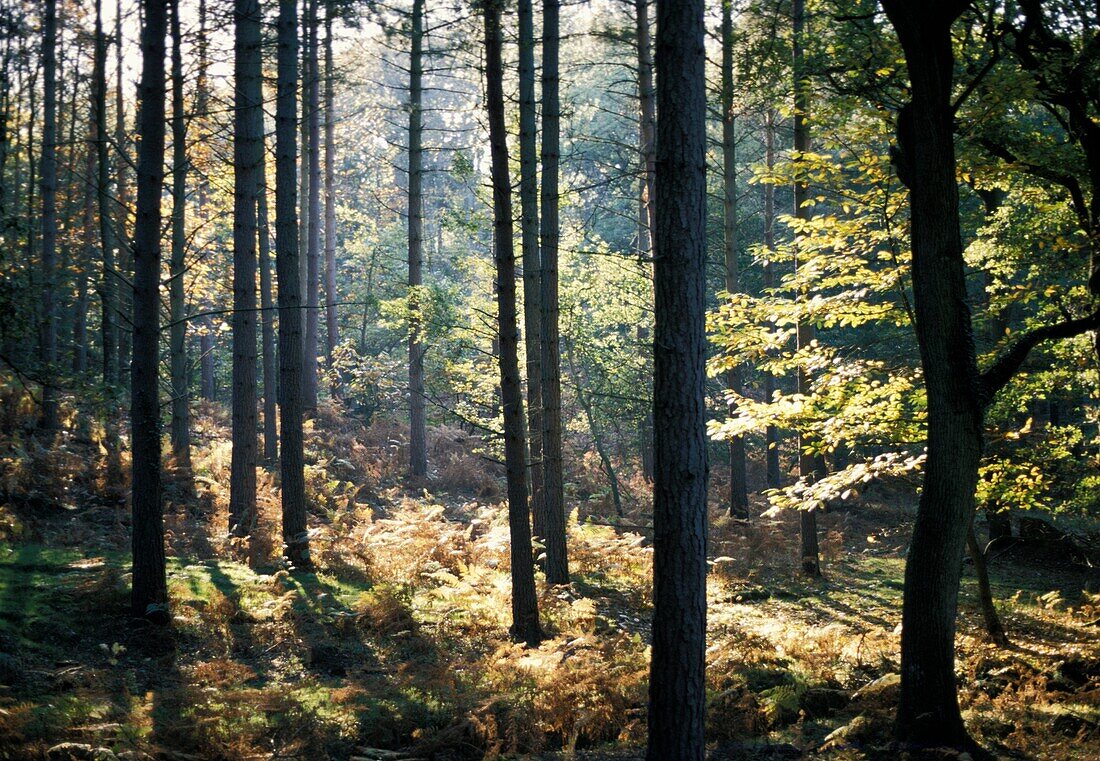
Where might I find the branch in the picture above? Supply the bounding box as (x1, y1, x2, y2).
(979, 307, 1100, 406)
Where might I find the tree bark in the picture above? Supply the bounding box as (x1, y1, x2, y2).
(635, 0, 655, 485)
(323, 3, 339, 369)
(38, 0, 59, 434)
(130, 0, 169, 623)
(169, 0, 191, 476)
(484, 0, 542, 647)
(259, 151, 279, 464)
(881, 0, 984, 751)
(967, 522, 1008, 646)
(114, 0, 131, 385)
(763, 109, 782, 489)
(647, 0, 708, 757)
(277, 0, 311, 569)
(539, 0, 569, 586)
(407, 0, 427, 478)
(303, 0, 321, 412)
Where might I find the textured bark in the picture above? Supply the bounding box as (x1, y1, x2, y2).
(762, 110, 781, 488)
(130, 0, 169, 623)
(407, 0, 427, 478)
(484, 0, 542, 647)
(230, 0, 262, 539)
(114, 2, 131, 384)
(539, 0, 569, 586)
(323, 4, 339, 367)
(793, 0, 823, 576)
(518, 0, 543, 538)
(647, 0, 708, 757)
(635, 0, 655, 484)
(169, 0, 191, 475)
(259, 155, 278, 464)
(38, 0, 59, 434)
(881, 0, 984, 750)
(304, 0, 321, 413)
(277, 0, 311, 568)
(93, 0, 116, 391)
(721, 0, 747, 519)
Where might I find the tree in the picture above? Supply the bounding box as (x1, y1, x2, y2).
(259, 151, 279, 464)
(277, 0, 311, 568)
(130, 0, 169, 623)
(169, 0, 191, 476)
(323, 2, 339, 372)
(304, 0, 321, 412)
(484, 0, 541, 647)
(229, 0, 262, 541)
(37, 0, 58, 434)
(646, 0, 708, 756)
(539, 0, 569, 586)
(407, 0, 427, 478)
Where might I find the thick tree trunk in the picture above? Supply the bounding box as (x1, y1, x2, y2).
(484, 0, 542, 647)
(763, 110, 781, 489)
(881, 0, 984, 751)
(721, 0, 748, 518)
(323, 4, 339, 368)
(258, 156, 278, 464)
(539, 0, 569, 586)
(38, 0, 59, 434)
(130, 0, 169, 623)
(407, 0, 427, 478)
(277, 0, 311, 569)
(647, 0, 708, 757)
(518, 0, 544, 539)
(304, 0, 321, 413)
(169, 0, 191, 476)
(793, 0, 823, 576)
(229, 0, 262, 540)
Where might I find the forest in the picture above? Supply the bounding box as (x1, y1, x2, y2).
(0, 0, 1097, 758)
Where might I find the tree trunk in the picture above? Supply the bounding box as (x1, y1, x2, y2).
(407, 0, 427, 478)
(259, 152, 279, 464)
(635, 0, 655, 485)
(518, 0, 544, 540)
(484, 0, 542, 647)
(114, 1, 131, 386)
(130, 0, 169, 623)
(277, 0, 311, 569)
(763, 109, 781, 489)
(169, 0, 191, 476)
(647, 0, 708, 757)
(721, 0, 748, 519)
(539, 0, 569, 586)
(967, 522, 1008, 646)
(566, 341, 623, 518)
(881, 1, 984, 751)
(229, 0, 262, 540)
(793, 0, 823, 577)
(304, 0, 321, 412)
(73, 114, 95, 377)
(200, 325, 216, 401)
(323, 3, 339, 368)
(38, 0, 59, 434)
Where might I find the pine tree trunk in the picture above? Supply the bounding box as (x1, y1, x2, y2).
(304, 0, 321, 412)
(130, 0, 169, 623)
(518, 0, 543, 539)
(793, 0, 823, 577)
(114, 2, 131, 385)
(647, 0, 708, 757)
(73, 122, 94, 377)
(229, 0, 262, 540)
(721, 0, 747, 519)
(484, 0, 542, 646)
(258, 154, 279, 464)
(323, 4, 339, 368)
(169, 0, 192, 476)
(407, 0, 427, 478)
(635, 0, 655, 484)
(277, 0, 311, 569)
(539, 0, 569, 586)
(38, 0, 59, 434)
(762, 109, 781, 488)
(881, 1, 984, 751)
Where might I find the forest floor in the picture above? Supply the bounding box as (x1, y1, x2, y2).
(0, 400, 1097, 761)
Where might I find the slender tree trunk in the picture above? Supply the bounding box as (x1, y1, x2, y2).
(881, 1, 984, 751)
(73, 116, 94, 377)
(200, 326, 216, 401)
(539, 0, 569, 586)
(259, 153, 279, 464)
(967, 521, 1008, 645)
(793, 0, 823, 577)
(130, 0, 169, 623)
(38, 0, 59, 434)
(485, 0, 542, 647)
(721, 0, 747, 518)
(304, 0, 321, 412)
(230, 0, 262, 540)
(323, 3, 339, 367)
(647, 0, 708, 756)
(763, 109, 781, 488)
(566, 341, 623, 518)
(169, 0, 191, 475)
(114, 0, 131, 385)
(277, 0, 311, 568)
(518, 0, 544, 538)
(635, 0, 655, 484)
(407, 0, 427, 478)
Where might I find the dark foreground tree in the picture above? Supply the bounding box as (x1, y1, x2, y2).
(484, 0, 542, 647)
(130, 0, 169, 623)
(646, 0, 708, 757)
